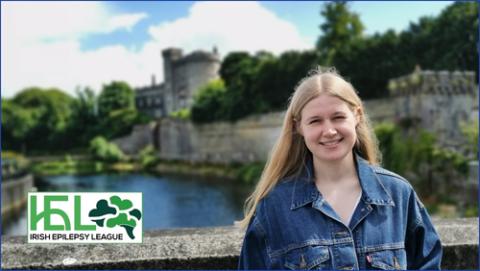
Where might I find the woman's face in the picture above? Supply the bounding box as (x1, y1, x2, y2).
(297, 93, 359, 165)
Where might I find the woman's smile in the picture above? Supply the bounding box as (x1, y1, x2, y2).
(319, 137, 343, 147)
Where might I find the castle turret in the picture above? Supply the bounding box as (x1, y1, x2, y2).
(162, 48, 183, 114)
(388, 68, 477, 148)
(162, 48, 183, 85)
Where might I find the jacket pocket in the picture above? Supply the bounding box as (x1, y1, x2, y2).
(367, 249, 406, 270)
(284, 246, 330, 270)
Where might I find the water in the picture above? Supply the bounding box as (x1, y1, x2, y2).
(2, 173, 251, 236)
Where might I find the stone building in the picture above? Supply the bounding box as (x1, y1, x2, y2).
(388, 67, 478, 148)
(135, 47, 221, 118)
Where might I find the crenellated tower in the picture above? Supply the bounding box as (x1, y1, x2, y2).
(388, 67, 477, 148)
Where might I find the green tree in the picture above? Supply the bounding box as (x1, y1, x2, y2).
(219, 52, 262, 120)
(320, 2, 478, 100)
(191, 79, 227, 123)
(6, 87, 74, 152)
(97, 81, 134, 118)
(425, 2, 478, 76)
(255, 50, 322, 110)
(100, 108, 140, 139)
(96, 81, 145, 139)
(1, 99, 37, 152)
(67, 87, 100, 148)
(316, 1, 364, 64)
(335, 30, 405, 99)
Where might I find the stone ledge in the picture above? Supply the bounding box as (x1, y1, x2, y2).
(1, 218, 478, 270)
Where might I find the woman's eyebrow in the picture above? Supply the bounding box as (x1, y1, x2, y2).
(306, 115, 321, 121)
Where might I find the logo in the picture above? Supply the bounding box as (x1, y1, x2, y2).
(28, 192, 142, 243)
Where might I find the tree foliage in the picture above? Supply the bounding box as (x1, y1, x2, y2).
(89, 136, 125, 163)
(97, 81, 134, 118)
(316, 1, 364, 64)
(375, 123, 469, 200)
(67, 87, 100, 148)
(2, 81, 148, 154)
(190, 2, 476, 121)
(328, 1, 478, 99)
(2, 87, 75, 152)
(191, 79, 227, 123)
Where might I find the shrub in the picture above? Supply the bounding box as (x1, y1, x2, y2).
(89, 136, 124, 163)
(139, 145, 157, 169)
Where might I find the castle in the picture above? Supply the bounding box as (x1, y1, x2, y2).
(388, 67, 478, 149)
(135, 47, 221, 118)
(129, 50, 477, 161)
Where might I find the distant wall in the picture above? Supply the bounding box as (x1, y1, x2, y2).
(155, 101, 393, 164)
(113, 123, 156, 155)
(156, 112, 284, 163)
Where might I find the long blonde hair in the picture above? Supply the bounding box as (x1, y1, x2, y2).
(239, 67, 380, 228)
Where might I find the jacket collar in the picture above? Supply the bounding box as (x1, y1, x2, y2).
(290, 152, 394, 210)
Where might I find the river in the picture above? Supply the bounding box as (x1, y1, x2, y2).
(2, 173, 252, 236)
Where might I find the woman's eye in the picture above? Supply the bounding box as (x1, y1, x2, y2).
(333, 116, 345, 120)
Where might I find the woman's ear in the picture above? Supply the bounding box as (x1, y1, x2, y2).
(354, 107, 362, 126)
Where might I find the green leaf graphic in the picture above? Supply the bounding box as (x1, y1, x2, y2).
(129, 209, 142, 220)
(110, 195, 133, 210)
(89, 199, 116, 217)
(106, 213, 136, 228)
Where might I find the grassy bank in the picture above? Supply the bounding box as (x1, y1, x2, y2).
(151, 160, 264, 185)
(30, 155, 264, 185)
(31, 157, 140, 176)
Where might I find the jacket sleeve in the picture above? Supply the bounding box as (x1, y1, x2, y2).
(238, 214, 270, 270)
(405, 190, 443, 270)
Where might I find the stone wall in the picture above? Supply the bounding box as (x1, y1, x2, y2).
(1, 174, 34, 219)
(2, 218, 478, 270)
(155, 100, 393, 164)
(156, 112, 285, 163)
(113, 123, 156, 155)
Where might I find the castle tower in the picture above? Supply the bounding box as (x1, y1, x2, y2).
(162, 48, 183, 114)
(388, 68, 477, 148)
(172, 48, 220, 112)
(161, 47, 220, 114)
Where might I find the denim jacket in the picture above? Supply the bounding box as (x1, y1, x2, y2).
(239, 154, 442, 270)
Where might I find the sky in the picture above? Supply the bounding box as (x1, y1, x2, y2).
(1, 1, 455, 98)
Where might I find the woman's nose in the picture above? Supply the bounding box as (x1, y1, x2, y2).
(324, 127, 337, 137)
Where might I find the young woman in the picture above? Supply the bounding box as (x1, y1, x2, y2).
(238, 68, 442, 270)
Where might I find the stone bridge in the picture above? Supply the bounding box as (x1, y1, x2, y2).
(1, 218, 478, 270)
(1, 174, 34, 220)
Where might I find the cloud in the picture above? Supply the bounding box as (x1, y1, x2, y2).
(107, 13, 148, 32)
(148, 2, 311, 56)
(1, 1, 148, 98)
(1, 2, 146, 43)
(1, 1, 311, 98)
